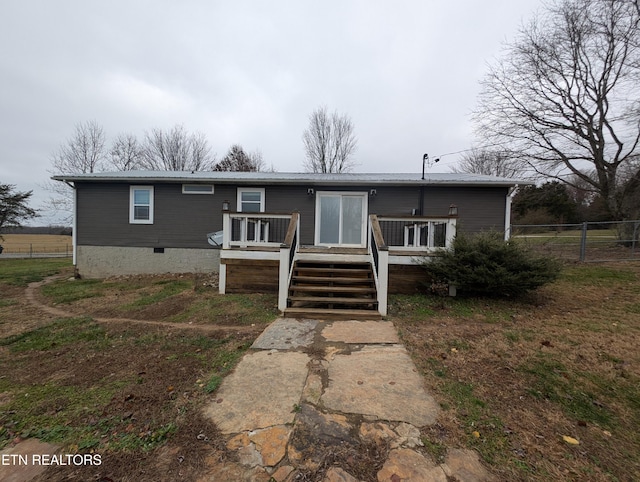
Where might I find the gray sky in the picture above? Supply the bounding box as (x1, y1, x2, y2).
(0, 0, 542, 224)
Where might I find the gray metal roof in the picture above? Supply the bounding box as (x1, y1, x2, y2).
(52, 170, 526, 187)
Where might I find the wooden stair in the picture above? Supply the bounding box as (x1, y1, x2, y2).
(284, 260, 381, 320)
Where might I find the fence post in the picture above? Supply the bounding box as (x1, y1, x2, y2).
(580, 222, 588, 262)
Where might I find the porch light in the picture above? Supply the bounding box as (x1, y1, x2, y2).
(448, 204, 458, 217)
(222, 200, 230, 211)
(307, 188, 314, 195)
(370, 189, 377, 196)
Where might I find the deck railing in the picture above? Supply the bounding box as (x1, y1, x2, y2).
(221, 211, 456, 313)
(222, 212, 293, 248)
(377, 216, 456, 250)
(368, 214, 457, 315)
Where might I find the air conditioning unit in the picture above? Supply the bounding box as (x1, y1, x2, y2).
(207, 230, 224, 246)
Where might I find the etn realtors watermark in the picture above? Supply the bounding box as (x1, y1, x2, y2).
(2, 453, 102, 466)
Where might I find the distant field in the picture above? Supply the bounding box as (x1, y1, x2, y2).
(0, 234, 72, 256)
(512, 228, 618, 245)
(512, 228, 640, 261)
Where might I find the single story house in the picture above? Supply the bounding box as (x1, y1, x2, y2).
(53, 171, 522, 318)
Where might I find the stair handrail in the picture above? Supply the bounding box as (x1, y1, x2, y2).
(278, 212, 299, 312)
(286, 212, 300, 284)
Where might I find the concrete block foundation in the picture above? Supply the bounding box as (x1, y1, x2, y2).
(76, 245, 220, 278)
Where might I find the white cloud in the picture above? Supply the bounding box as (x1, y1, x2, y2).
(102, 73, 194, 119)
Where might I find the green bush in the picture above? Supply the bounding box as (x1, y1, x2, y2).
(423, 231, 560, 297)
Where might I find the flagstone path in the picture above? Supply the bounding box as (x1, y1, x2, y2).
(202, 318, 495, 481)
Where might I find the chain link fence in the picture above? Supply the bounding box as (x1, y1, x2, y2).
(510, 220, 640, 262)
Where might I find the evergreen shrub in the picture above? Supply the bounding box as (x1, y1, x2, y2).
(422, 231, 561, 297)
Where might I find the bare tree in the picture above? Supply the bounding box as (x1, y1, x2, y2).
(451, 148, 533, 179)
(474, 0, 640, 219)
(618, 154, 640, 219)
(46, 121, 107, 220)
(140, 124, 214, 171)
(50, 121, 107, 174)
(109, 133, 143, 171)
(302, 106, 357, 173)
(213, 144, 265, 172)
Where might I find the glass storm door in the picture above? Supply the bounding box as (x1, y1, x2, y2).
(316, 193, 366, 246)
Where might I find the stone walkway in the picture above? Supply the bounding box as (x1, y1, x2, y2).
(202, 318, 494, 481)
(0, 439, 60, 482)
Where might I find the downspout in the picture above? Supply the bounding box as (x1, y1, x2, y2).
(504, 185, 518, 240)
(62, 180, 78, 268)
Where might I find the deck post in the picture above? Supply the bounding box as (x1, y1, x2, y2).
(222, 211, 230, 249)
(446, 217, 457, 248)
(218, 263, 226, 294)
(278, 245, 290, 311)
(279, 212, 300, 312)
(369, 214, 389, 317)
(219, 210, 231, 293)
(377, 249, 389, 316)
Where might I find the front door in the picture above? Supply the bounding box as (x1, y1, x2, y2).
(315, 192, 367, 247)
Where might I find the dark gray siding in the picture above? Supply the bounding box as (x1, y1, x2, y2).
(263, 185, 316, 245)
(421, 186, 508, 234)
(262, 184, 508, 244)
(76, 181, 508, 248)
(76, 182, 235, 248)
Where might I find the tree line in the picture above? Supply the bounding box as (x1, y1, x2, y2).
(38, 108, 358, 222)
(51, 106, 359, 176)
(50, 121, 266, 175)
(511, 181, 613, 225)
(1, 225, 71, 235)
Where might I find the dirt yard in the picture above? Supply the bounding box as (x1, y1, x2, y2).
(1, 259, 639, 481)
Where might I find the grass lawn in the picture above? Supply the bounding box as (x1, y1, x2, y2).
(0, 258, 71, 286)
(391, 262, 640, 481)
(38, 272, 278, 326)
(1, 258, 638, 481)
(0, 259, 276, 481)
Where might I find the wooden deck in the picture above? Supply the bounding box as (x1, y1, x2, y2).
(218, 211, 457, 318)
(298, 246, 369, 255)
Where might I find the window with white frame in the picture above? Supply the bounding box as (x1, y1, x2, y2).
(129, 186, 154, 224)
(237, 188, 265, 212)
(182, 184, 214, 194)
